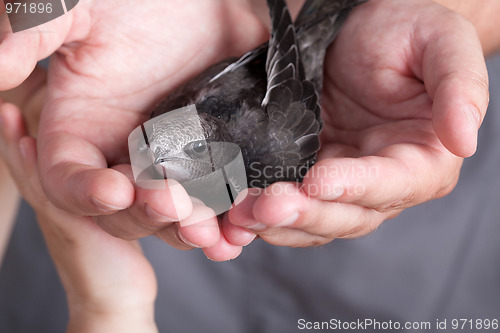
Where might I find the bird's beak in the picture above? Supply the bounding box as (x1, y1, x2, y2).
(154, 156, 182, 165)
(154, 156, 168, 165)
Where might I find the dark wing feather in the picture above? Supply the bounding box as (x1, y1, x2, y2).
(228, 0, 323, 186)
(151, 45, 267, 122)
(295, 0, 368, 92)
(149, 0, 364, 187)
(263, 0, 304, 105)
(150, 59, 235, 118)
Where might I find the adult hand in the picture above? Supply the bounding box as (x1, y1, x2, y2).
(0, 101, 158, 332)
(224, 0, 489, 247)
(1, 0, 267, 260)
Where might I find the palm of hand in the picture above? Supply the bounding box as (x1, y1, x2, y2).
(42, 0, 267, 164)
(315, 0, 467, 208)
(34, 0, 268, 260)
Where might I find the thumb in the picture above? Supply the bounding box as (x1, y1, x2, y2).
(39, 132, 135, 216)
(422, 14, 489, 157)
(0, 5, 80, 90)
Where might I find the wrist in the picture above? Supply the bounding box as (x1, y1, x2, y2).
(433, 0, 500, 55)
(68, 303, 157, 333)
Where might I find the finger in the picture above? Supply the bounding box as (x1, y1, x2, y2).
(93, 165, 192, 240)
(258, 184, 388, 239)
(227, 188, 264, 230)
(302, 142, 462, 211)
(154, 200, 221, 250)
(0, 9, 74, 90)
(0, 102, 42, 205)
(202, 228, 243, 262)
(258, 228, 329, 248)
(38, 132, 135, 216)
(96, 168, 220, 248)
(129, 166, 193, 224)
(154, 223, 191, 250)
(420, 12, 489, 157)
(176, 202, 220, 248)
(221, 213, 257, 247)
(227, 187, 330, 246)
(228, 182, 309, 232)
(229, 182, 391, 244)
(0, 102, 28, 160)
(230, 183, 305, 230)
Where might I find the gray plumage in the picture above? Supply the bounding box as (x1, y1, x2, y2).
(148, 0, 365, 187)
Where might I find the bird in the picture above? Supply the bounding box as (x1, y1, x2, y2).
(145, 0, 366, 189)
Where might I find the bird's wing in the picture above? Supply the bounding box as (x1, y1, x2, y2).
(150, 59, 236, 118)
(262, 0, 305, 105)
(295, 0, 367, 92)
(263, 0, 322, 155)
(152, 43, 268, 122)
(209, 44, 267, 83)
(229, 0, 322, 186)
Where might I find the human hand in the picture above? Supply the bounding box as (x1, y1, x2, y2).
(223, 0, 489, 247)
(0, 100, 158, 332)
(1, 0, 267, 260)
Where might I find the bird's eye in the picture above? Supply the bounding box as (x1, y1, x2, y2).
(193, 141, 207, 153)
(184, 140, 208, 157)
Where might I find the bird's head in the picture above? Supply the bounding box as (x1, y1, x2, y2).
(148, 111, 232, 182)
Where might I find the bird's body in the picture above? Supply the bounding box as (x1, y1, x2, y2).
(148, 0, 365, 188)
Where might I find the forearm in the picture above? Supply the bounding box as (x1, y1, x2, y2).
(0, 67, 46, 266)
(67, 309, 158, 333)
(35, 214, 159, 333)
(0, 160, 19, 267)
(434, 0, 500, 55)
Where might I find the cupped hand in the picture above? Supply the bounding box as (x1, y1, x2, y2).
(1, 0, 268, 260)
(224, 0, 489, 247)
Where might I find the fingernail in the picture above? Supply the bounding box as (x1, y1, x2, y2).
(91, 197, 125, 213)
(247, 222, 267, 231)
(277, 211, 299, 227)
(145, 203, 177, 223)
(463, 105, 481, 130)
(178, 232, 201, 248)
(233, 189, 250, 206)
(242, 233, 258, 246)
(320, 184, 344, 201)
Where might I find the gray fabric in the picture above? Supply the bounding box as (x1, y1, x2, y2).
(1, 53, 500, 333)
(0, 201, 68, 333)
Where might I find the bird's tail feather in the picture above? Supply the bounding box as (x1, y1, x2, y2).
(262, 0, 303, 106)
(294, 0, 367, 92)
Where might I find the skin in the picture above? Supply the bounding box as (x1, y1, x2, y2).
(434, 0, 500, 56)
(1, 0, 269, 260)
(0, 159, 18, 267)
(0, 67, 45, 266)
(0, 102, 158, 332)
(224, 0, 491, 246)
(0, 0, 492, 256)
(0, 0, 497, 329)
